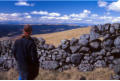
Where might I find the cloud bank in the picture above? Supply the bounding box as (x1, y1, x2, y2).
(0, 0, 120, 24)
(98, 0, 120, 12)
(0, 9, 119, 24)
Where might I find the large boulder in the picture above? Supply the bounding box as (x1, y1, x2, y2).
(56, 54, 63, 61)
(90, 25, 99, 33)
(79, 47, 90, 53)
(0, 58, 4, 65)
(3, 59, 13, 71)
(112, 23, 120, 30)
(102, 38, 114, 51)
(78, 38, 89, 46)
(113, 59, 120, 65)
(70, 45, 81, 53)
(80, 34, 90, 40)
(43, 44, 55, 50)
(89, 39, 101, 51)
(114, 36, 120, 49)
(111, 74, 120, 80)
(60, 39, 70, 50)
(111, 48, 120, 54)
(89, 31, 100, 41)
(97, 24, 105, 33)
(109, 26, 116, 34)
(38, 37, 46, 45)
(103, 34, 111, 39)
(107, 56, 114, 61)
(104, 23, 110, 31)
(70, 38, 79, 46)
(78, 34, 90, 46)
(71, 54, 83, 65)
(114, 65, 120, 75)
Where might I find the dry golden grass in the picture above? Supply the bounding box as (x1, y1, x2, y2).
(32, 27, 91, 46)
(0, 67, 114, 80)
(0, 27, 114, 80)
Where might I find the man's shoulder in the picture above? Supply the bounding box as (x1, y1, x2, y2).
(15, 37, 35, 44)
(14, 38, 21, 45)
(15, 37, 23, 41)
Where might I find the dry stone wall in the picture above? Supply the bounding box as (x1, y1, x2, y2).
(0, 23, 120, 79)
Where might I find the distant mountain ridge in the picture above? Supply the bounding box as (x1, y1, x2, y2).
(0, 24, 88, 38)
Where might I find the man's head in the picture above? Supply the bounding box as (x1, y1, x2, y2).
(23, 24, 32, 37)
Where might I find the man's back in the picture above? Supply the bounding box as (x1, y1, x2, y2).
(13, 37, 39, 80)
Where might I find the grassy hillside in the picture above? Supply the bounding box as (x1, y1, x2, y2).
(32, 27, 91, 46)
(0, 27, 114, 80)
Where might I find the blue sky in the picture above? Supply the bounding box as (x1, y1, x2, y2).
(0, 0, 120, 24)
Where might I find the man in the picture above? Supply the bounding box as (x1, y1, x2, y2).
(12, 24, 39, 80)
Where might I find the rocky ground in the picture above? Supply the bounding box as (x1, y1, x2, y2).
(0, 24, 120, 80)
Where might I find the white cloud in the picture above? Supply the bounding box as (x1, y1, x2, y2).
(108, 0, 120, 12)
(91, 14, 98, 17)
(24, 13, 29, 15)
(11, 13, 20, 17)
(25, 15, 32, 19)
(70, 9, 91, 18)
(1, 9, 120, 24)
(48, 12, 60, 16)
(31, 11, 48, 15)
(83, 9, 91, 14)
(79, 10, 91, 18)
(99, 16, 113, 20)
(72, 18, 82, 21)
(31, 11, 61, 17)
(98, 0, 108, 7)
(41, 16, 56, 19)
(70, 14, 79, 17)
(0, 13, 32, 22)
(41, 15, 69, 20)
(15, 1, 34, 6)
(56, 15, 70, 20)
(98, 0, 120, 12)
(40, 10, 91, 23)
(0, 16, 7, 21)
(112, 17, 120, 23)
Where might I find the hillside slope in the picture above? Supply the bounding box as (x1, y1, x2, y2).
(0, 27, 114, 80)
(33, 27, 91, 46)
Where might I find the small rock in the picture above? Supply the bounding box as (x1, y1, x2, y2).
(42, 61, 59, 70)
(78, 63, 94, 72)
(94, 60, 106, 68)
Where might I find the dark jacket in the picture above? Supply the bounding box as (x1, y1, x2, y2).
(12, 36, 39, 80)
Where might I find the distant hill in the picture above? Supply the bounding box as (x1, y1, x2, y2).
(0, 24, 88, 38)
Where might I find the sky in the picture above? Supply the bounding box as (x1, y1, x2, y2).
(0, 0, 120, 24)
